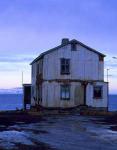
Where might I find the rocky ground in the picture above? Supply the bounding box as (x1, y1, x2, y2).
(0, 112, 117, 150)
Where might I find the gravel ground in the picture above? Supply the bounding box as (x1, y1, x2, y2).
(0, 112, 117, 150)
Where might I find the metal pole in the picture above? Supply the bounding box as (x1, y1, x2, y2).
(106, 69, 109, 112)
(22, 71, 24, 110)
(22, 71, 23, 85)
(107, 69, 109, 83)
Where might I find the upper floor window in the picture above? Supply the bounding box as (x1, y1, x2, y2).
(99, 55, 104, 62)
(71, 43, 77, 51)
(93, 86, 103, 99)
(61, 58, 70, 75)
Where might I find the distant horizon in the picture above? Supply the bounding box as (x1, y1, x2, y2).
(0, 87, 116, 95)
(0, 0, 117, 93)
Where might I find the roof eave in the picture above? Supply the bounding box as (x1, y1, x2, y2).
(71, 39, 106, 57)
(30, 39, 106, 65)
(30, 42, 71, 65)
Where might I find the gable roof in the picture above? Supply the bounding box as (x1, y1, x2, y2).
(30, 39, 106, 65)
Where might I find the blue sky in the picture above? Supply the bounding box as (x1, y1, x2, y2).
(0, 0, 117, 93)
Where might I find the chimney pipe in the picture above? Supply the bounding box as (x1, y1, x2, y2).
(61, 38, 69, 45)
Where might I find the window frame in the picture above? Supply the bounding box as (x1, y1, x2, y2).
(60, 84, 70, 100)
(60, 58, 70, 75)
(71, 43, 77, 51)
(93, 86, 103, 99)
(99, 55, 104, 62)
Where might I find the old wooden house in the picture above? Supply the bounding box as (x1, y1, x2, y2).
(30, 38, 108, 110)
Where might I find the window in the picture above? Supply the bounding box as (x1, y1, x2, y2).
(71, 43, 77, 51)
(93, 86, 103, 99)
(61, 58, 70, 74)
(60, 85, 70, 100)
(99, 55, 104, 61)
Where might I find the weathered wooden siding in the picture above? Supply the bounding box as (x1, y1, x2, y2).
(43, 44, 104, 81)
(31, 59, 43, 106)
(31, 41, 107, 109)
(31, 63, 37, 106)
(41, 81, 108, 108)
(42, 81, 83, 108)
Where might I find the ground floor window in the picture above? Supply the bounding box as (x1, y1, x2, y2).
(93, 86, 103, 99)
(60, 84, 70, 100)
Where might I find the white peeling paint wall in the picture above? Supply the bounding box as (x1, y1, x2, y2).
(31, 43, 106, 108)
(98, 61, 104, 80)
(86, 82, 108, 108)
(41, 81, 108, 108)
(42, 81, 82, 108)
(43, 44, 104, 81)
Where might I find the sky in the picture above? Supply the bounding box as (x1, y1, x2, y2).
(0, 0, 117, 93)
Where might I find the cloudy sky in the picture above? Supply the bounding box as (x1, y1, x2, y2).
(0, 0, 117, 93)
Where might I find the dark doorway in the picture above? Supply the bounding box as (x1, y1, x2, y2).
(23, 84, 31, 110)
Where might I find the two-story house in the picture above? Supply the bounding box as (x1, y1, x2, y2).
(30, 38, 108, 110)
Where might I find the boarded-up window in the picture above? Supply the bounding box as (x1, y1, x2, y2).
(60, 85, 70, 100)
(61, 58, 70, 74)
(93, 86, 103, 99)
(71, 43, 77, 51)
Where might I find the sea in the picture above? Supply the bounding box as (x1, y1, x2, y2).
(0, 94, 116, 111)
(0, 94, 23, 111)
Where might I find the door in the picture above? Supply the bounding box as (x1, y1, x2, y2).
(74, 85, 85, 106)
(23, 85, 31, 110)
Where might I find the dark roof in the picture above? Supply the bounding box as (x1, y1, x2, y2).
(23, 84, 31, 87)
(30, 39, 106, 65)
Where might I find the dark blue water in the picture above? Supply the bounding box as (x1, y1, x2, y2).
(0, 94, 23, 111)
(0, 94, 116, 111)
(108, 95, 117, 111)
